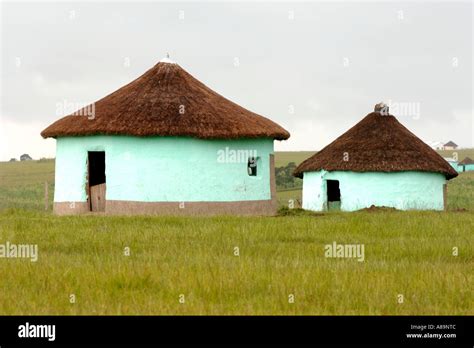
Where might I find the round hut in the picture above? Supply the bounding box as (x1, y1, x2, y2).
(458, 157, 474, 172)
(293, 103, 457, 211)
(41, 57, 290, 215)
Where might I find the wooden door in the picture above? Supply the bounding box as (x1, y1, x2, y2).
(90, 183, 106, 212)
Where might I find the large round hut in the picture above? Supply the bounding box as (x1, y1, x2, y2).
(293, 103, 458, 211)
(41, 57, 290, 215)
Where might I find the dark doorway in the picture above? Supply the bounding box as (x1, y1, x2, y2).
(87, 151, 106, 212)
(326, 180, 341, 211)
(247, 157, 259, 176)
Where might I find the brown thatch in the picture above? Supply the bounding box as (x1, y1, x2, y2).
(41, 61, 290, 140)
(459, 157, 474, 165)
(294, 107, 458, 179)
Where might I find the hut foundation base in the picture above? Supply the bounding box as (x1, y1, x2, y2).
(53, 199, 277, 216)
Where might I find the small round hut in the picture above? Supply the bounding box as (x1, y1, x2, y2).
(293, 103, 458, 211)
(42, 57, 290, 215)
(458, 157, 474, 172)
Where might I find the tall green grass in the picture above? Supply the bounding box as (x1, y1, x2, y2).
(0, 160, 55, 211)
(0, 209, 472, 315)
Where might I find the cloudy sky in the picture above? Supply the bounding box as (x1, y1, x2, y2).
(0, 0, 472, 161)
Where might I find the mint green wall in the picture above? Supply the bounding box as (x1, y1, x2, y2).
(54, 136, 273, 203)
(447, 161, 460, 172)
(302, 170, 446, 211)
(460, 164, 474, 172)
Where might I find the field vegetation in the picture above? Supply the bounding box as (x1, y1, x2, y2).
(0, 154, 472, 315)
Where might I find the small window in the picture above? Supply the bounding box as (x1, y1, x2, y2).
(248, 157, 258, 176)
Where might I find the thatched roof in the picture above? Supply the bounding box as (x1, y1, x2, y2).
(41, 59, 290, 140)
(459, 157, 474, 165)
(294, 105, 458, 179)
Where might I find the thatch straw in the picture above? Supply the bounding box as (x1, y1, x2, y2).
(294, 108, 458, 179)
(41, 61, 290, 140)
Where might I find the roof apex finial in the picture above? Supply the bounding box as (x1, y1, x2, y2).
(374, 102, 389, 115)
(159, 53, 175, 64)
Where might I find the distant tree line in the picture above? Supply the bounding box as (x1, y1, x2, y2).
(275, 162, 302, 190)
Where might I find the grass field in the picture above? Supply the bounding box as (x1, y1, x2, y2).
(275, 149, 474, 168)
(0, 155, 472, 315)
(437, 149, 474, 162)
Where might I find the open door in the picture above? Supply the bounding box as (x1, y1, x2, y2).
(87, 151, 106, 212)
(326, 179, 341, 211)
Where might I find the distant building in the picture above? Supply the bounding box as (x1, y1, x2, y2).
(427, 141, 445, 150)
(443, 141, 458, 150)
(458, 157, 474, 172)
(20, 154, 32, 161)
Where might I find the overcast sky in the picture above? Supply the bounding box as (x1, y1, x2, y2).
(0, 1, 472, 161)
